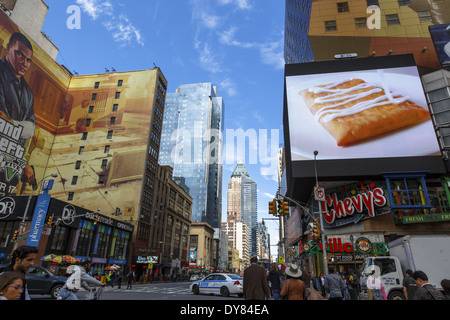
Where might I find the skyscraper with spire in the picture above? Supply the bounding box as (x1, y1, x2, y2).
(222, 163, 258, 265)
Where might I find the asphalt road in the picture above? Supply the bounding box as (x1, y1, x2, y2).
(30, 281, 245, 301)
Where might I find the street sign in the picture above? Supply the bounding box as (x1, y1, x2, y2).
(278, 256, 284, 264)
(314, 187, 325, 201)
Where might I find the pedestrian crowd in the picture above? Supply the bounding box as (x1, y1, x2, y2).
(242, 256, 450, 301)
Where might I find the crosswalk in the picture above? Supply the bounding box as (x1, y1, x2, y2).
(105, 285, 193, 296)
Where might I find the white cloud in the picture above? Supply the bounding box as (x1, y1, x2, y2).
(218, 27, 284, 70)
(76, 0, 113, 20)
(259, 38, 285, 70)
(104, 15, 144, 47)
(220, 78, 237, 96)
(190, 0, 222, 29)
(263, 192, 275, 199)
(76, 0, 144, 47)
(198, 43, 223, 73)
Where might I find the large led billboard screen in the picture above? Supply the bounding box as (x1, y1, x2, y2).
(283, 55, 445, 199)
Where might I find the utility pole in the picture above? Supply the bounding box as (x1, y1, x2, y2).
(314, 151, 329, 276)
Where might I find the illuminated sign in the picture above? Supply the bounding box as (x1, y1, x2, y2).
(320, 187, 387, 225)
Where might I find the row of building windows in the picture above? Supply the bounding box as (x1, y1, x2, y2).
(325, 10, 431, 32)
(94, 79, 123, 89)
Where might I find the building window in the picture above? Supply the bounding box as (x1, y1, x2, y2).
(337, 2, 349, 12)
(417, 11, 432, 23)
(91, 93, 97, 101)
(110, 117, 116, 125)
(398, 0, 410, 5)
(383, 172, 431, 210)
(88, 106, 94, 113)
(75, 160, 81, 170)
(112, 104, 119, 112)
(98, 174, 105, 184)
(117, 80, 123, 87)
(115, 92, 121, 99)
(386, 14, 400, 25)
(81, 132, 88, 140)
(68, 192, 74, 201)
(367, 0, 379, 6)
(78, 146, 84, 155)
(71, 176, 78, 185)
(85, 118, 91, 127)
(355, 17, 367, 29)
(101, 159, 108, 168)
(104, 145, 110, 153)
(325, 20, 337, 32)
(94, 82, 100, 89)
(107, 130, 113, 139)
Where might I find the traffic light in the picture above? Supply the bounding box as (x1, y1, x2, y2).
(312, 218, 320, 239)
(277, 200, 283, 216)
(281, 200, 289, 216)
(46, 216, 52, 226)
(268, 200, 276, 215)
(12, 230, 19, 242)
(94, 215, 98, 225)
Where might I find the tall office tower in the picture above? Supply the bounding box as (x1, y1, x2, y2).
(223, 163, 257, 257)
(241, 173, 258, 257)
(257, 222, 270, 260)
(159, 83, 224, 228)
(285, 0, 449, 71)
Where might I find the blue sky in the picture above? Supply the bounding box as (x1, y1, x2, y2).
(42, 0, 285, 255)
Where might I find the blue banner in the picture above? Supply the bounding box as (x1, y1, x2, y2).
(25, 194, 51, 247)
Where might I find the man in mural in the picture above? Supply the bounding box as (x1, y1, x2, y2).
(0, 32, 36, 191)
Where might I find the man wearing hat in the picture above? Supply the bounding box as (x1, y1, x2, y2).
(243, 256, 270, 300)
(280, 264, 306, 300)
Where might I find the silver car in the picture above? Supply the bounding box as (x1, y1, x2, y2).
(190, 273, 243, 297)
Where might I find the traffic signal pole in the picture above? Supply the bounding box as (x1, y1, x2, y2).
(314, 151, 329, 276)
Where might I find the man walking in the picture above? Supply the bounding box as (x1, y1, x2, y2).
(402, 269, 417, 300)
(243, 256, 270, 300)
(324, 267, 345, 300)
(412, 270, 445, 300)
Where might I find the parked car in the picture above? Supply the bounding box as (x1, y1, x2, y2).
(1, 264, 67, 299)
(190, 273, 243, 297)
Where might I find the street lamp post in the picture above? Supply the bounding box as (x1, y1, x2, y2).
(314, 151, 329, 276)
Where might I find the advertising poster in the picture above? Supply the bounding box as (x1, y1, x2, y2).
(0, 11, 71, 197)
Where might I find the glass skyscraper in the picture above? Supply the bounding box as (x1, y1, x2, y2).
(284, 0, 314, 64)
(159, 82, 224, 228)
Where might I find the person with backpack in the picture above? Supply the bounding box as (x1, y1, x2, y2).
(412, 270, 445, 300)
